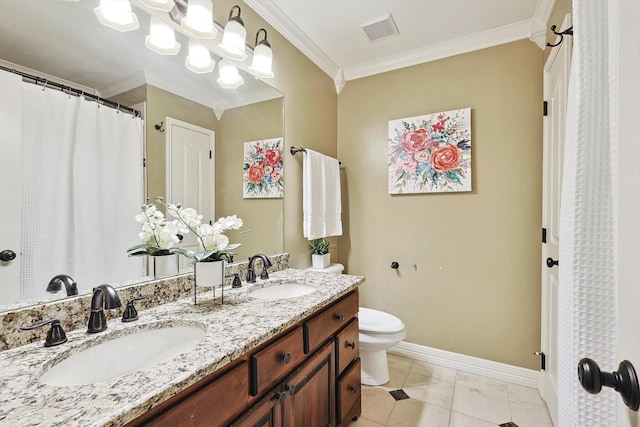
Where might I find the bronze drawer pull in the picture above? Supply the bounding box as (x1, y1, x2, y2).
(334, 313, 345, 322)
(274, 392, 287, 404)
(348, 385, 358, 394)
(345, 341, 356, 349)
(281, 352, 291, 364)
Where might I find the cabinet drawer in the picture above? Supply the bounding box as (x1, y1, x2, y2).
(336, 358, 361, 424)
(144, 360, 250, 427)
(251, 326, 305, 396)
(335, 318, 359, 375)
(305, 291, 358, 353)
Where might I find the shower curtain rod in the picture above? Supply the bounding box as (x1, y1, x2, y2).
(0, 65, 141, 118)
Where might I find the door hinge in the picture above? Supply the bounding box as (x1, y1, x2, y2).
(542, 228, 547, 243)
(534, 351, 546, 370)
(543, 101, 548, 116)
(209, 150, 212, 159)
(143, 158, 146, 167)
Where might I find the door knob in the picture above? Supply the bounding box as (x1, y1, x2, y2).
(0, 250, 16, 262)
(577, 358, 640, 411)
(546, 257, 559, 268)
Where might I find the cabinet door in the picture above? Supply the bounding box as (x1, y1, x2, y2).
(337, 358, 361, 426)
(231, 390, 284, 427)
(335, 318, 359, 376)
(282, 341, 335, 427)
(141, 360, 250, 427)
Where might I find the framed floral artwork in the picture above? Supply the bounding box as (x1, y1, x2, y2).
(243, 137, 284, 198)
(388, 108, 471, 194)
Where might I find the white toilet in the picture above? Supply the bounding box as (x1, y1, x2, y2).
(358, 307, 406, 385)
(307, 263, 407, 386)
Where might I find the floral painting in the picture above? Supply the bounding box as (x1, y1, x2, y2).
(388, 108, 471, 194)
(243, 137, 284, 198)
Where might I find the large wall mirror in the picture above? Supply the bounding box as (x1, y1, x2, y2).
(0, 0, 284, 311)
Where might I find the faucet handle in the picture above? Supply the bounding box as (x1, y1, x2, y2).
(226, 274, 242, 288)
(21, 319, 67, 347)
(122, 295, 147, 323)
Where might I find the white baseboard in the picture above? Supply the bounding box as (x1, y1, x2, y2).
(389, 341, 539, 389)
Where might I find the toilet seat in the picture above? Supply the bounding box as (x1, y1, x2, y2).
(359, 307, 405, 334)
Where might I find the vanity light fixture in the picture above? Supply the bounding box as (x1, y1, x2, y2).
(216, 5, 247, 61)
(145, 16, 181, 55)
(138, 0, 176, 12)
(94, 0, 139, 32)
(248, 29, 274, 79)
(185, 39, 215, 73)
(217, 59, 244, 89)
(181, 0, 217, 39)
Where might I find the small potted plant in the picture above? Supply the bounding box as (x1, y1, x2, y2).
(309, 238, 330, 269)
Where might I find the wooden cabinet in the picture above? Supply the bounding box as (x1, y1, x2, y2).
(134, 360, 251, 427)
(283, 342, 335, 427)
(128, 291, 360, 427)
(250, 326, 305, 396)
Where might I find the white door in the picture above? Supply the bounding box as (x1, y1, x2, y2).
(0, 72, 22, 304)
(540, 14, 572, 426)
(616, 0, 640, 425)
(165, 118, 214, 270)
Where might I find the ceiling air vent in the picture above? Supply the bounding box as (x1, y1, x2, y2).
(360, 14, 399, 42)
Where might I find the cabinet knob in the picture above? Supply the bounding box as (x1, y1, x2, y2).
(281, 352, 291, 364)
(348, 385, 358, 394)
(274, 392, 286, 404)
(345, 341, 356, 349)
(284, 383, 296, 395)
(334, 313, 345, 322)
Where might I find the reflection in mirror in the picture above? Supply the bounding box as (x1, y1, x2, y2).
(0, 0, 284, 312)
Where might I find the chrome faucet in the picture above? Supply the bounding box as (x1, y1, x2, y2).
(46, 274, 78, 296)
(87, 284, 121, 333)
(247, 253, 273, 283)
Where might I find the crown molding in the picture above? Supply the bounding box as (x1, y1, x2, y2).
(343, 19, 532, 81)
(244, 0, 340, 79)
(244, 0, 554, 89)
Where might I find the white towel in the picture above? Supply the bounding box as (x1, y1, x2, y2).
(303, 149, 342, 239)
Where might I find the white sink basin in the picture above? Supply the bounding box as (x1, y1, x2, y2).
(249, 283, 317, 301)
(40, 323, 206, 386)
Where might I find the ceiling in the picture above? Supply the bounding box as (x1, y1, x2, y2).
(245, 0, 554, 91)
(0, 0, 554, 105)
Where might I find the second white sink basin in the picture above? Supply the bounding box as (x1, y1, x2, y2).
(249, 283, 317, 301)
(40, 323, 206, 386)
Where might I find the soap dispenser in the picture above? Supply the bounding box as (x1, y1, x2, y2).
(122, 295, 148, 322)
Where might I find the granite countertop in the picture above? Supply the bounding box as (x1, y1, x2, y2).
(0, 269, 364, 427)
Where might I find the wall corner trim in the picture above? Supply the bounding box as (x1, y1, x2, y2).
(390, 341, 539, 389)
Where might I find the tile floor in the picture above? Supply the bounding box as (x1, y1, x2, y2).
(350, 354, 553, 427)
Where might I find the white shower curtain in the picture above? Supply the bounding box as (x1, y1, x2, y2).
(558, 0, 620, 425)
(19, 81, 144, 299)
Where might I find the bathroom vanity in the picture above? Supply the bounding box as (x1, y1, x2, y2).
(131, 290, 360, 426)
(0, 268, 364, 426)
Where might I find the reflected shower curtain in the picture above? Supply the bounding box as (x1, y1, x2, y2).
(20, 83, 144, 299)
(557, 0, 619, 425)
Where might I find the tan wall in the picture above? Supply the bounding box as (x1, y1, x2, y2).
(337, 40, 543, 369)
(223, 0, 339, 268)
(217, 98, 284, 261)
(145, 85, 218, 204)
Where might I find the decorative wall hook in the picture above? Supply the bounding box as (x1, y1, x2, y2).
(154, 121, 165, 132)
(546, 25, 573, 48)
